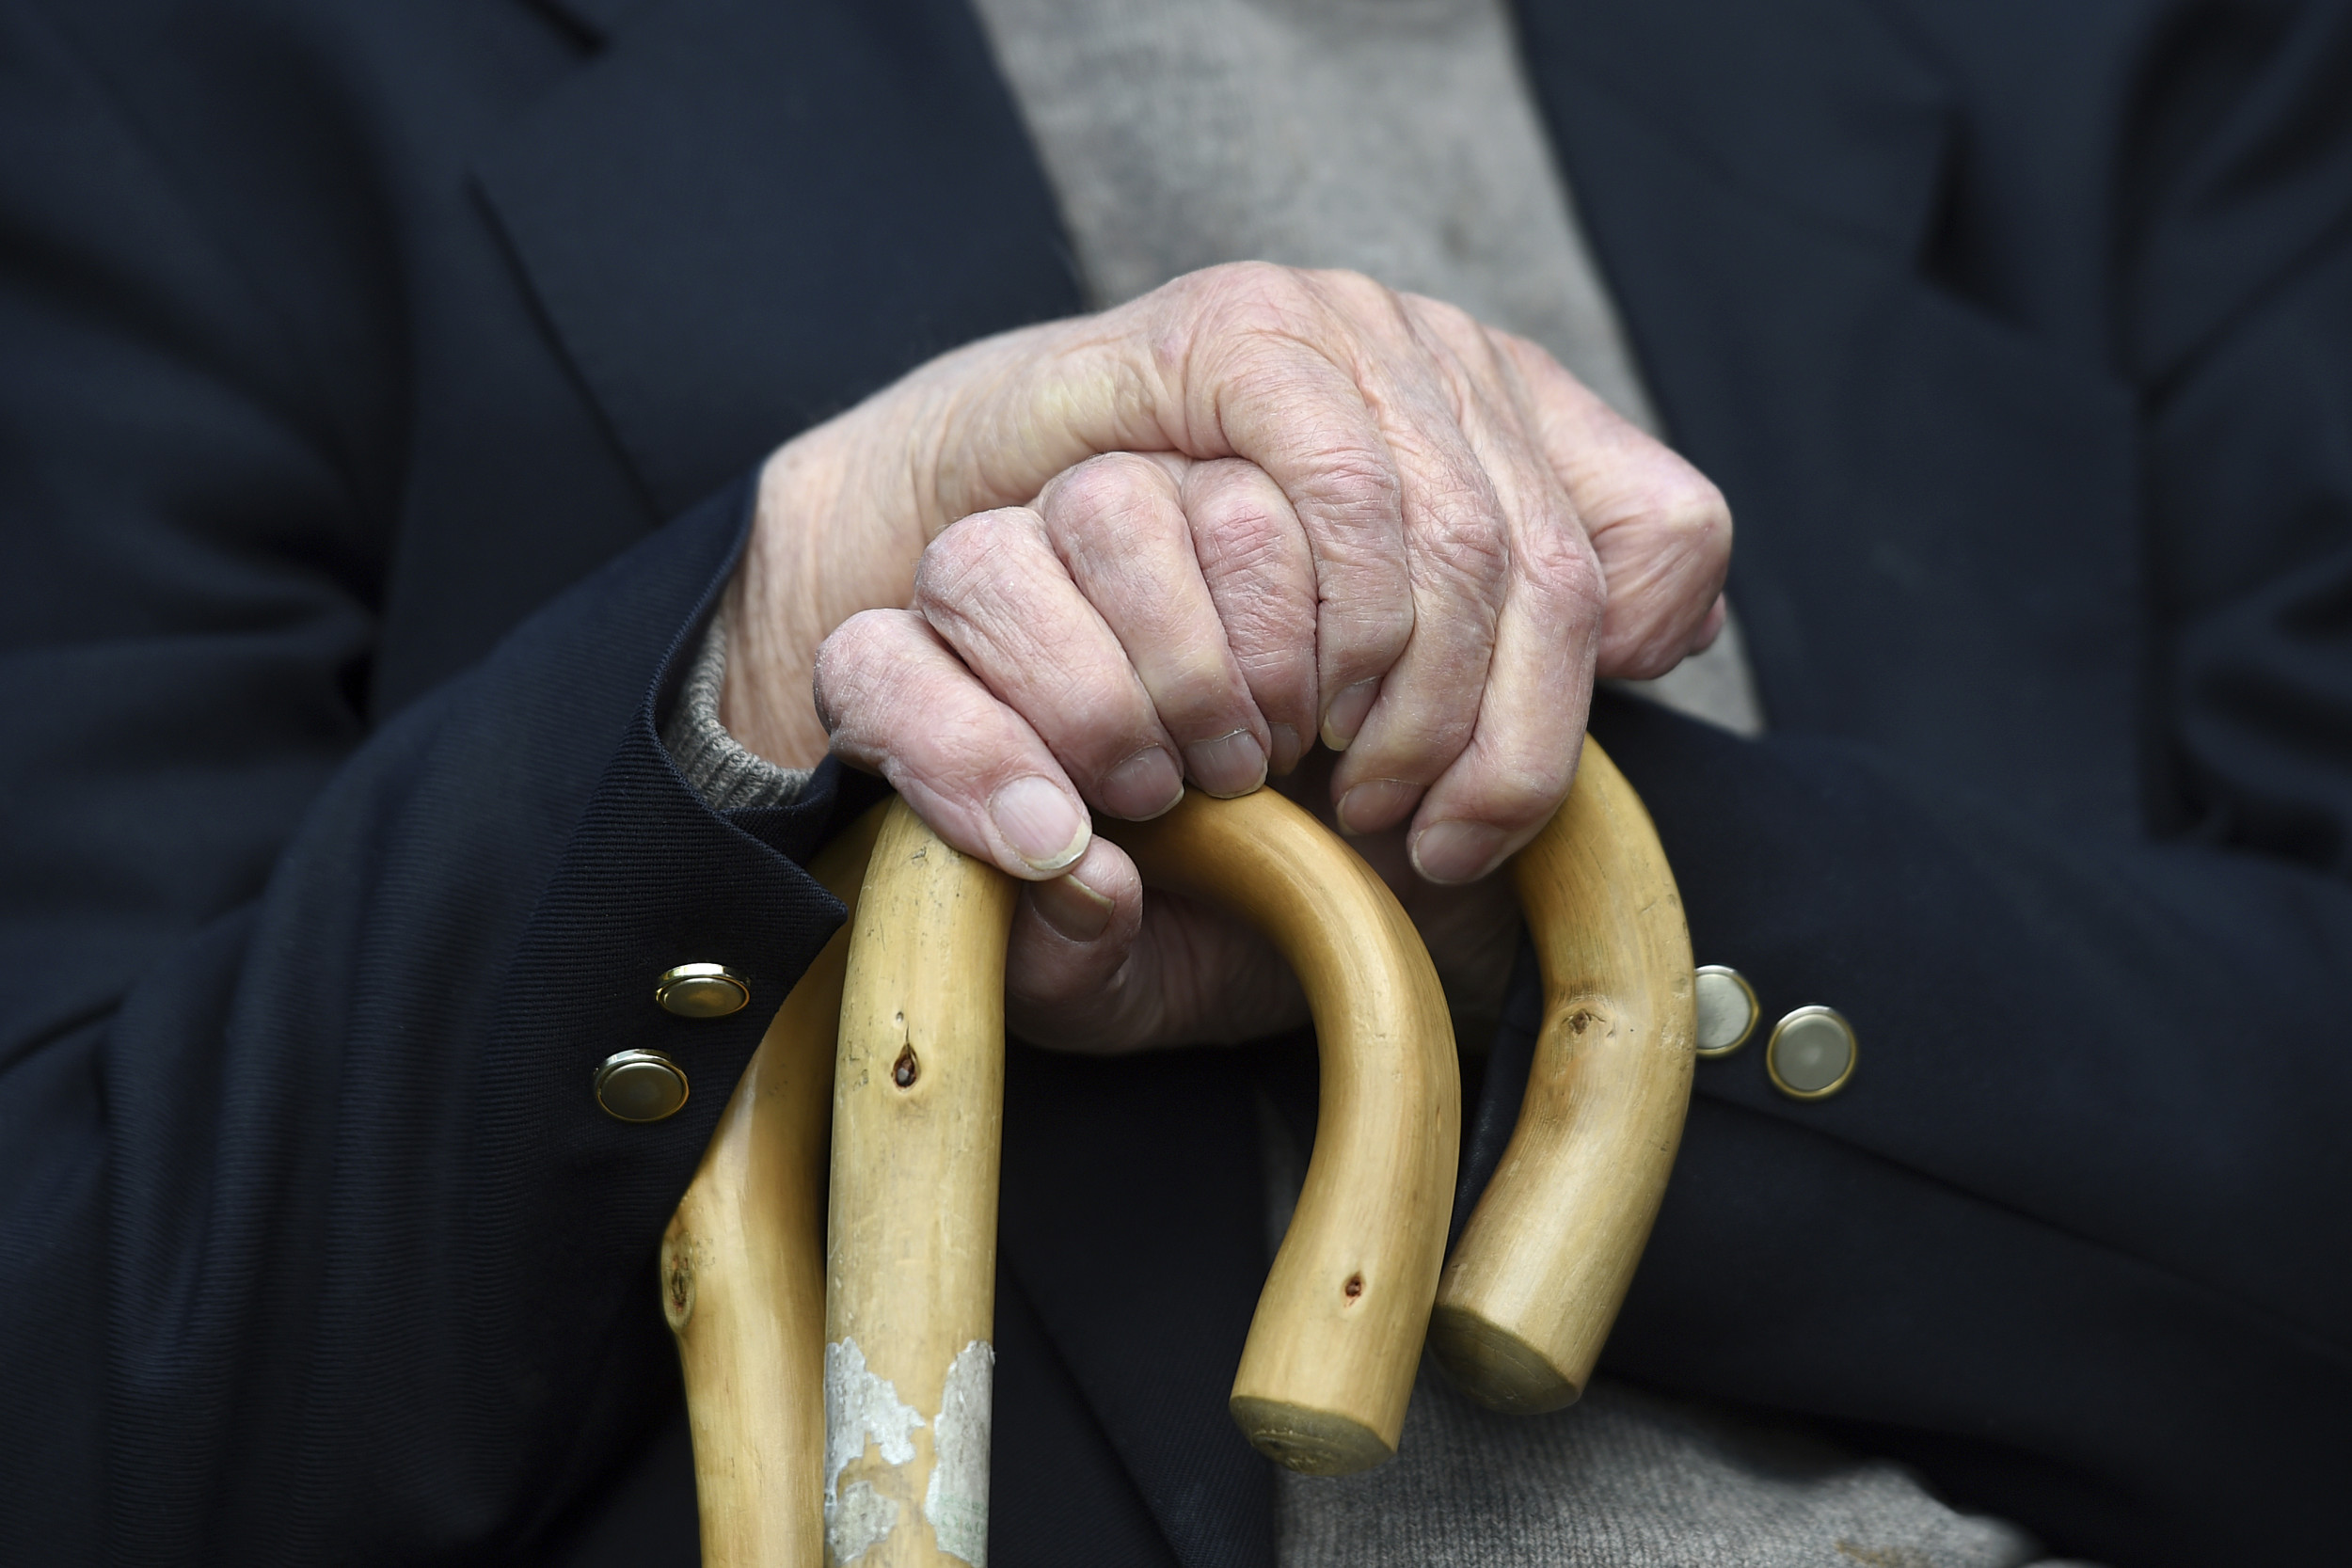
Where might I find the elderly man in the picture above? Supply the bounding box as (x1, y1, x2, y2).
(2, 1, 2346, 1566)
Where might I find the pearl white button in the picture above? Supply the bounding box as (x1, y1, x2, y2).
(1766, 1006, 1857, 1100)
(1693, 966, 1759, 1057)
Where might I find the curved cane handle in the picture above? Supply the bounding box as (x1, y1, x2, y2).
(667, 737, 1684, 1564)
(822, 788, 1458, 1568)
(1430, 736, 1696, 1411)
(661, 805, 887, 1568)
(1103, 786, 1460, 1476)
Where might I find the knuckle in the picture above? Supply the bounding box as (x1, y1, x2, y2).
(1199, 522, 1307, 600)
(1485, 324, 1549, 370)
(1490, 757, 1577, 829)
(1639, 454, 1732, 541)
(1416, 500, 1515, 600)
(1191, 477, 1301, 570)
(1318, 594, 1415, 671)
(927, 701, 1016, 776)
(1408, 293, 1486, 354)
(1036, 657, 1152, 747)
(1297, 438, 1406, 534)
(1459, 736, 1581, 831)
(1671, 478, 1735, 555)
(813, 608, 901, 690)
(1613, 447, 1733, 546)
(1309, 266, 1402, 322)
(914, 506, 1039, 610)
(1184, 260, 1322, 339)
(1040, 451, 1171, 531)
(813, 610, 924, 738)
(1163, 645, 1242, 710)
(1518, 518, 1606, 610)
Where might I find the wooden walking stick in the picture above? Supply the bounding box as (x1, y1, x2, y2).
(1430, 736, 1697, 1412)
(664, 736, 1692, 1564)
(660, 806, 887, 1568)
(1102, 787, 1462, 1477)
(819, 784, 1459, 1566)
(817, 798, 1020, 1567)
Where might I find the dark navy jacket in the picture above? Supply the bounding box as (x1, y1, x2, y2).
(3, 0, 2348, 1563)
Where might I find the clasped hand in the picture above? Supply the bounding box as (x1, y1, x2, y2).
(721, 262, 1728, 1052)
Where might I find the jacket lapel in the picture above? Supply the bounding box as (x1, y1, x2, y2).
(1519, 0, 2144, 832)
(522, 0, 652, 43)
(478, 0, 1082, 519)
(481, 8, 1260, 1563)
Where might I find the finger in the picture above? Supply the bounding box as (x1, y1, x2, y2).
(909, 265, 1418, 725)
(1493, 331, 1732, 679)
(915, 264, 1469, 749)
(1006, 836, 1147, 1042)
(815, 608, 1094, 878)
(1149, 265, 1424, 737)
(1405, 531, 1601, 881)
(1036, 453, 1273, 798)
(1179, 458, 1320, 775)
(1376, 314, 1614, 880)
(819, 609, 1300, 1054)
(913, 506, 1184, 821)
(1288, 273, 1526, 770)
(1327, 291, 1573, 848)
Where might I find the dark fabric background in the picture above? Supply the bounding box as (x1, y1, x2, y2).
(2, 0, 2347, 1563)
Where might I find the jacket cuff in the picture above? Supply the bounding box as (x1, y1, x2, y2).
(660, 596, 817, 811)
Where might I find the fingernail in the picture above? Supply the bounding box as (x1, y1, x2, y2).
(1337, 778, 1422, 835)
(1411, 820, 1511, 885)
(1320, 679, 1379, 752)
(990, 776, 1089, 872)
(1101, 748, 1184, 819)
(1031, 870, 1116, 942)
(1184, 728, 1267, 798)
(1267, 723, 1304, 775)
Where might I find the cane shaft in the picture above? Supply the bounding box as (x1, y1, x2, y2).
(823, 800, 1017, 1567)
(663, 806, 885, 1568)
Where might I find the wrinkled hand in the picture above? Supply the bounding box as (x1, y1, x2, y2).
(820, 451, 1541, 1049)
(735, 262, 1729, 1049)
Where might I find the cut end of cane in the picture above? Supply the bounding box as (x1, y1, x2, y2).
(1229, 1396, 1396, 1476)
(1426, 1303, 1582, 1414)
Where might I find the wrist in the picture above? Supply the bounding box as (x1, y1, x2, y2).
(721, 425, 925, 768)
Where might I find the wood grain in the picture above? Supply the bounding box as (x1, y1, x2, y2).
(822, 799, 1018, 1566)
(1105, 786, 1460, 1475)
(661, 804, 885, 1568)
(1429, 736, 1696, 1412)
(671, 741, 1688, 1559)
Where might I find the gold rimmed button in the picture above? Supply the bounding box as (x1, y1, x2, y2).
(595, 1050, 690, 1122)
(1693, 965, 1759, 1058)
(1766, 1006, 1857, 1100)
(655, 963, 749, 1019)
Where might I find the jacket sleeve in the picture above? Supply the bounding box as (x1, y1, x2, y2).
(1550, 49, 2352, 1560)
(0, 12, 853, 1563)
(1570, 681, 2352, 1557)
